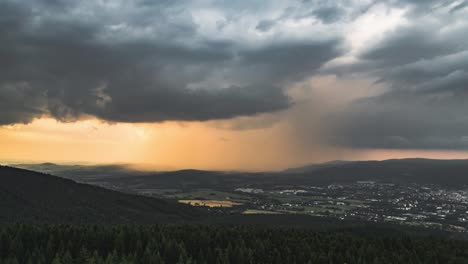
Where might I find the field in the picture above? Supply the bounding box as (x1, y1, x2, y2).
(178, 199, 243, 208)
(242, 209, 282, 214)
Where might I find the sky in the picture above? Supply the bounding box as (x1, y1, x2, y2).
(1, 0, 468, 171)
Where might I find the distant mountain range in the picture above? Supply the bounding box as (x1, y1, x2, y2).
(283, 160, 352, 173)
(4, 159, 468, 228)
(9, 162, 146, 182)
(11, 158, 468, 190)
(0, 166, 201, 223)
(283, 158, 468, 186)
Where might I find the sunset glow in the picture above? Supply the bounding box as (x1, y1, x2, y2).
(1, 0, 468, 170)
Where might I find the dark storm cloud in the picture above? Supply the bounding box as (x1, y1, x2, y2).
(241, 41, 345, 82)
(311, 6, 345, 24)
(255, 1, 366, 34)
(450, 1, 468, 12)
(0, 0, 344, 125)
(255, 20, 276, 32)
(332, 90, 468, 149)
(390, 0, 455, 14)
(330, 1, 468, 150)
(360, 25, 468, 68)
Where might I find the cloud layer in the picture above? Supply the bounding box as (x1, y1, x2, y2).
(0, 0, 344, 125)
(2, 0, 468, 153)
(330, 0, 468, 150)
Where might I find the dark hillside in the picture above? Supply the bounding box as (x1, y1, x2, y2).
(0, 166, 201, 224)
(287, 159, 468, 186)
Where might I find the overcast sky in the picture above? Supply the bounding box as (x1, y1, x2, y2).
(1, 0, 468, 170)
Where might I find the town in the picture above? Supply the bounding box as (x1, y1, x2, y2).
(187, 181, 468, 233)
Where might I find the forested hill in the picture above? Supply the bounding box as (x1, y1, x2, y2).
(0, 166, 201, 223)
(284, 158, 468, 186)
(1, 224, 468, 263)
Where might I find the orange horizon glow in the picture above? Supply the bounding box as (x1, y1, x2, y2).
(1, 117, 468, 171)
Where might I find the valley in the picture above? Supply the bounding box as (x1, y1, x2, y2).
(12, 159, 468, 234)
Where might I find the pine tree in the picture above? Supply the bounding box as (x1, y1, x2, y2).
(52, 254, 62, 264)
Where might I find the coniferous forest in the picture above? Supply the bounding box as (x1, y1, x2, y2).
(1, 224, 468, 264)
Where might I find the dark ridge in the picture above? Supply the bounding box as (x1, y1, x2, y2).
(0, 166, 203, 224)
(284, 158, 468, 186)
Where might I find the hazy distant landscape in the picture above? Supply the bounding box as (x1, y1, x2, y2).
(11, 159, 468, 234)
(2, 161, 468, 262)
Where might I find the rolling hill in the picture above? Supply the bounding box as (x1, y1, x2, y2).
(285, 158, 468, 186)
(10, 158, 468, 194)
(0, 166, 202, 224)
